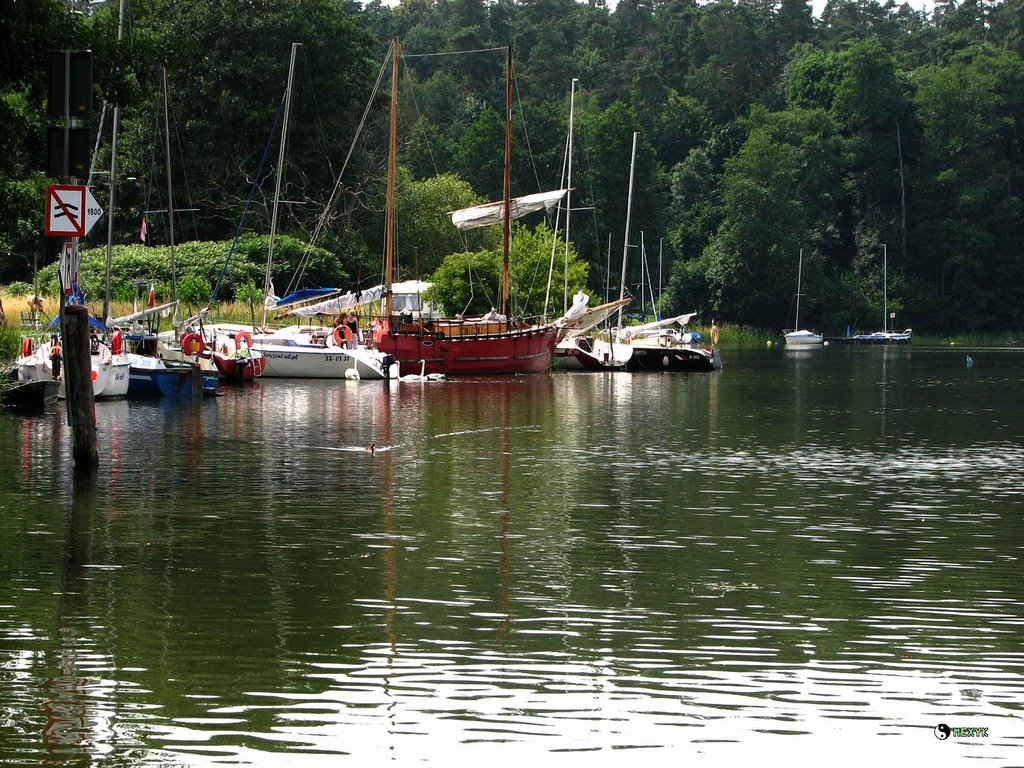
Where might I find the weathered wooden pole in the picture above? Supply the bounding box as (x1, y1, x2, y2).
(62, 304, 98, 466)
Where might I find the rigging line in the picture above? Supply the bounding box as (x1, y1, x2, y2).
(399, 45, 440, 180)
(512, 65, 542, 195)
(291, 41, 393, 292)
(167, 88, 199, 243)
(402, 46, 506, 59)
(300, 46, 338, 186)
(208, 97, 286, 307)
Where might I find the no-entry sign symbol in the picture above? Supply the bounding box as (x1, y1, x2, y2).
(45, 184, 102, 238)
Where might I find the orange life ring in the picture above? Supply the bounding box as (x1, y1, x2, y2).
(181, 332, 205, 356)
(111, 329, 123, 355)
(235, 330, 253, 350)
(332, 326, 353, 347)
(21, 336, 32, 357)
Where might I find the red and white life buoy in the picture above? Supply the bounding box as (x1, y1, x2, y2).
(235, 330, 253, 350)
(180, 332, 205, 356)
(111, 329, 123, 355)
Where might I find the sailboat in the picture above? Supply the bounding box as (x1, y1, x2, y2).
(374, 40, 583, 377)
(852, 244, 912, 344)
(168, 43, 395, 381)
(552, 78, 634, 372)
(784, 248, 823, 347)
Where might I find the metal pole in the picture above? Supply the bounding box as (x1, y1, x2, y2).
(882, 243, 887, 333)
(616, 131, 638, 330)
(563, 78, 577, 315)
(102, 0, 125, 325)
(262, 42, 300, 327)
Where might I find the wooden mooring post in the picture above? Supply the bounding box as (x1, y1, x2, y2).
(62, 304, 98, 466)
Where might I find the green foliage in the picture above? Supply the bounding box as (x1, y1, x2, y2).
(3, 0, 1024, 337)
(34, 234, 344, 307)
(177, 272, 211, 312)
(425, 221, 589, 320)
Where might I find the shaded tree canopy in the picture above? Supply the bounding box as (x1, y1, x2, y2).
(4, 0, 1024, 334)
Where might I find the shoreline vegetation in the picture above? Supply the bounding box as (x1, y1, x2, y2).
(1, 290, 1020, 363)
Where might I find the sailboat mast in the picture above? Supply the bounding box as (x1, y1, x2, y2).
(616, 131, 638, 330)
(102, 0, 126, 325)
(262, 42, 300, 327)
(563, 78, 577, 315)
(162, 66, 178, 321)
(384, 38, 399, 320)
(795, 248, 802, 330)
(501, 45, 513, 319)
(882, 243, 888, 333)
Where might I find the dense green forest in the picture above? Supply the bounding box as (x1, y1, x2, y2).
(3, 0, 1024, 334)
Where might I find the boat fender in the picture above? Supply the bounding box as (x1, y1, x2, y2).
(710, 324, 720, 346)
(21, 336, 32, 357)
(235, 331, 253, 351)
(111, 329, 123, 355)
(181, 332, 205, 356)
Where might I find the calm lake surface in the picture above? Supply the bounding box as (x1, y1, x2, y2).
(1, 346, 1022, 766)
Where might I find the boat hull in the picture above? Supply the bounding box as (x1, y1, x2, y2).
(850, 330, 912, 344)
(377, 325, 559, 376)
(2, 379, 59, 412)
(554, 336, 631, 371)
(253, 342, 392, 379)
(784, 330, 824, 346)
(625, 344, 721, 373)
(212, 351, 266, 381)
(128, 365, 219, 398)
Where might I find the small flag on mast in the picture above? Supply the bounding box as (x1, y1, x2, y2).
(148, 285, 155, 308)
(140, 216, 148, 243)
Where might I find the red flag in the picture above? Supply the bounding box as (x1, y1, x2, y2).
(148, 285, 155, 308)
(140, 216, 148, 243)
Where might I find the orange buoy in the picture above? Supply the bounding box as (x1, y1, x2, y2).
(235, 330, 253, 350)
(181, 332, 205, 356)
(111, 329, 123, 355)
(21, 336, 32, 357)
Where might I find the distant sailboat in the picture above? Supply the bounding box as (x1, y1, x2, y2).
(852, 244, 912, 344)
(784, 248, 823, 347)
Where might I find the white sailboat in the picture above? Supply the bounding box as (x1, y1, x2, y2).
(169, 43, 396, 381)
(852, 244, 912, 344)
(784, 248, 823, 347)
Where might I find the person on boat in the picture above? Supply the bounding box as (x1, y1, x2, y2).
(49, 335, 62, 380)
(345, 312, 360, 349)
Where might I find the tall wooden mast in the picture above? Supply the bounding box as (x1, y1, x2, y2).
(384, 38, 399, 319)
(501, 45, 513, 319)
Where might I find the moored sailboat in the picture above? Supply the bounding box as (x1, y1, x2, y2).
(784, 249, 823, 347)
(373, 40, 580, 377)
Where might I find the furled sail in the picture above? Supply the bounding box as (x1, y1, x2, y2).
(280, 284, 387, 317)
(450, 189, 568, 231)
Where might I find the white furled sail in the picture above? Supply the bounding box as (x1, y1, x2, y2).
(281, 285, 387, 317)
(620, 312, 698, 337)
(450, 189, 568, 231)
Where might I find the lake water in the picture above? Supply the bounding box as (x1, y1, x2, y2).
(1, 346, 1022, 766)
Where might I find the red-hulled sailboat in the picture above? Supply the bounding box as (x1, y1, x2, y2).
(374, 40, 572, 377)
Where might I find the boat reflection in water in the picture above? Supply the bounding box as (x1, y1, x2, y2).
(0, 350, 1022, 765)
